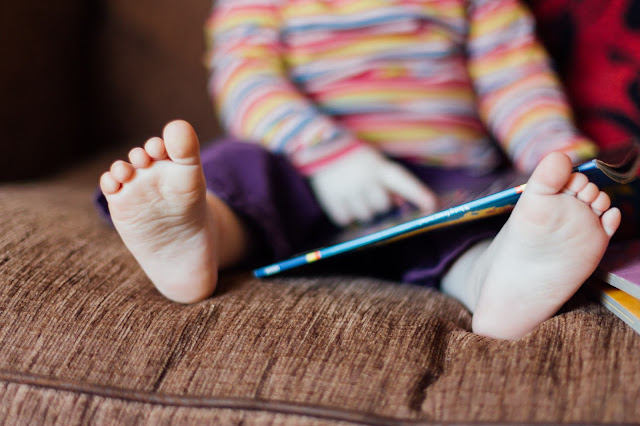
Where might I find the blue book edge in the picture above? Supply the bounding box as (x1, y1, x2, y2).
(254, 146, 640, 278)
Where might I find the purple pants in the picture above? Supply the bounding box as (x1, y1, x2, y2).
(96, 140, 506, 287)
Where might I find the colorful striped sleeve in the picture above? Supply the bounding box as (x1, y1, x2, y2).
(206, 0, 364, 175)
(466, 0, 597, 173)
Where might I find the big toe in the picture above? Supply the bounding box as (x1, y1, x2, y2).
(163, 120, 202, 166)
(527, 152, 574, 195)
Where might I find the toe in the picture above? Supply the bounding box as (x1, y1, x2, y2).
(129, 147, 151, 168)
(100, 172, 121, 194)
(577, 182, 600, 204)
(590, 191, 611, 215)
(527, 152, 573, 195)
(145, 137, 167, 160)
(562, 173, 588, 196)
(601, 207, 621, 238)
(110, 160, 135, 183)
(163, 120, 201, 166)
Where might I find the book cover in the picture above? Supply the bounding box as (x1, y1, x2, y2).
(592, 281, 640, 335)
(254, 144, 640, 278)
(597, 240, 640, 300)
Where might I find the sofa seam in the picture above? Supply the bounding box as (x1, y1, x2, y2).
(0, 370, 426, 425)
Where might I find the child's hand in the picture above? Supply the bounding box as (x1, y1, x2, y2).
(309, 145, 438, 226)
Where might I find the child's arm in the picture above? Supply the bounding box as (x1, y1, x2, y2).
(206, 0, 437, 224)
(207, 0, 361, 175)
(466, 0, 597, 173)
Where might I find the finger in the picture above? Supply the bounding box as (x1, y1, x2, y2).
(380, 164, 439, 213)
(345, 193, 375, 223)
(315, 190, 351, 227)
(364, 184, 392, 215)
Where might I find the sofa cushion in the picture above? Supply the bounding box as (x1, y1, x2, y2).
(1, 160, 640, 423)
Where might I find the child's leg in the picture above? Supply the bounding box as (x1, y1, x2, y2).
(99, 120, 250, 303)
(441, 152, 621, 340)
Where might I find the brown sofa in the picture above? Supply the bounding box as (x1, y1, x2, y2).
(2, 1, 640, 423)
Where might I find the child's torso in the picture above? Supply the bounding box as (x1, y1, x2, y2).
(279, 0, 498, 168)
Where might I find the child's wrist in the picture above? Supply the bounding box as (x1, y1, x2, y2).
(291, 136, 368, 176)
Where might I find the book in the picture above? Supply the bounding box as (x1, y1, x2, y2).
(591, 280, 640, 335)
(253, 143, 640, 278)
(592, 239, 640, 335)
(597, 240, 640, 300)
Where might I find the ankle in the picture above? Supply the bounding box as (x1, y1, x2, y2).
(441, 240, 492, 312)
(206, 192, 251, 269)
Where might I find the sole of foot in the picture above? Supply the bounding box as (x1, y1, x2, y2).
(100, 120, 219, 303)
(471, 152, 620, 340)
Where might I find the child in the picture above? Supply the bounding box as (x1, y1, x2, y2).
(97, 0, 621, 340)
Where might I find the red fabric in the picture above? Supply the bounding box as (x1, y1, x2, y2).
(528, 0, 640, 150)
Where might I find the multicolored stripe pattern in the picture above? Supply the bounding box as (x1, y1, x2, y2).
(206, 0, 596, 175)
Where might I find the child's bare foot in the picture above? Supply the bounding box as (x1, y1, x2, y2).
(99, 120, 219, 303)
(457, 152, 621, 340)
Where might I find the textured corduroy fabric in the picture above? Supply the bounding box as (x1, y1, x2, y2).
(1, 162, 640, 424)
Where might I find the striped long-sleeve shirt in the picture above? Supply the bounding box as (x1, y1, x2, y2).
(206, 0, 596, 175)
